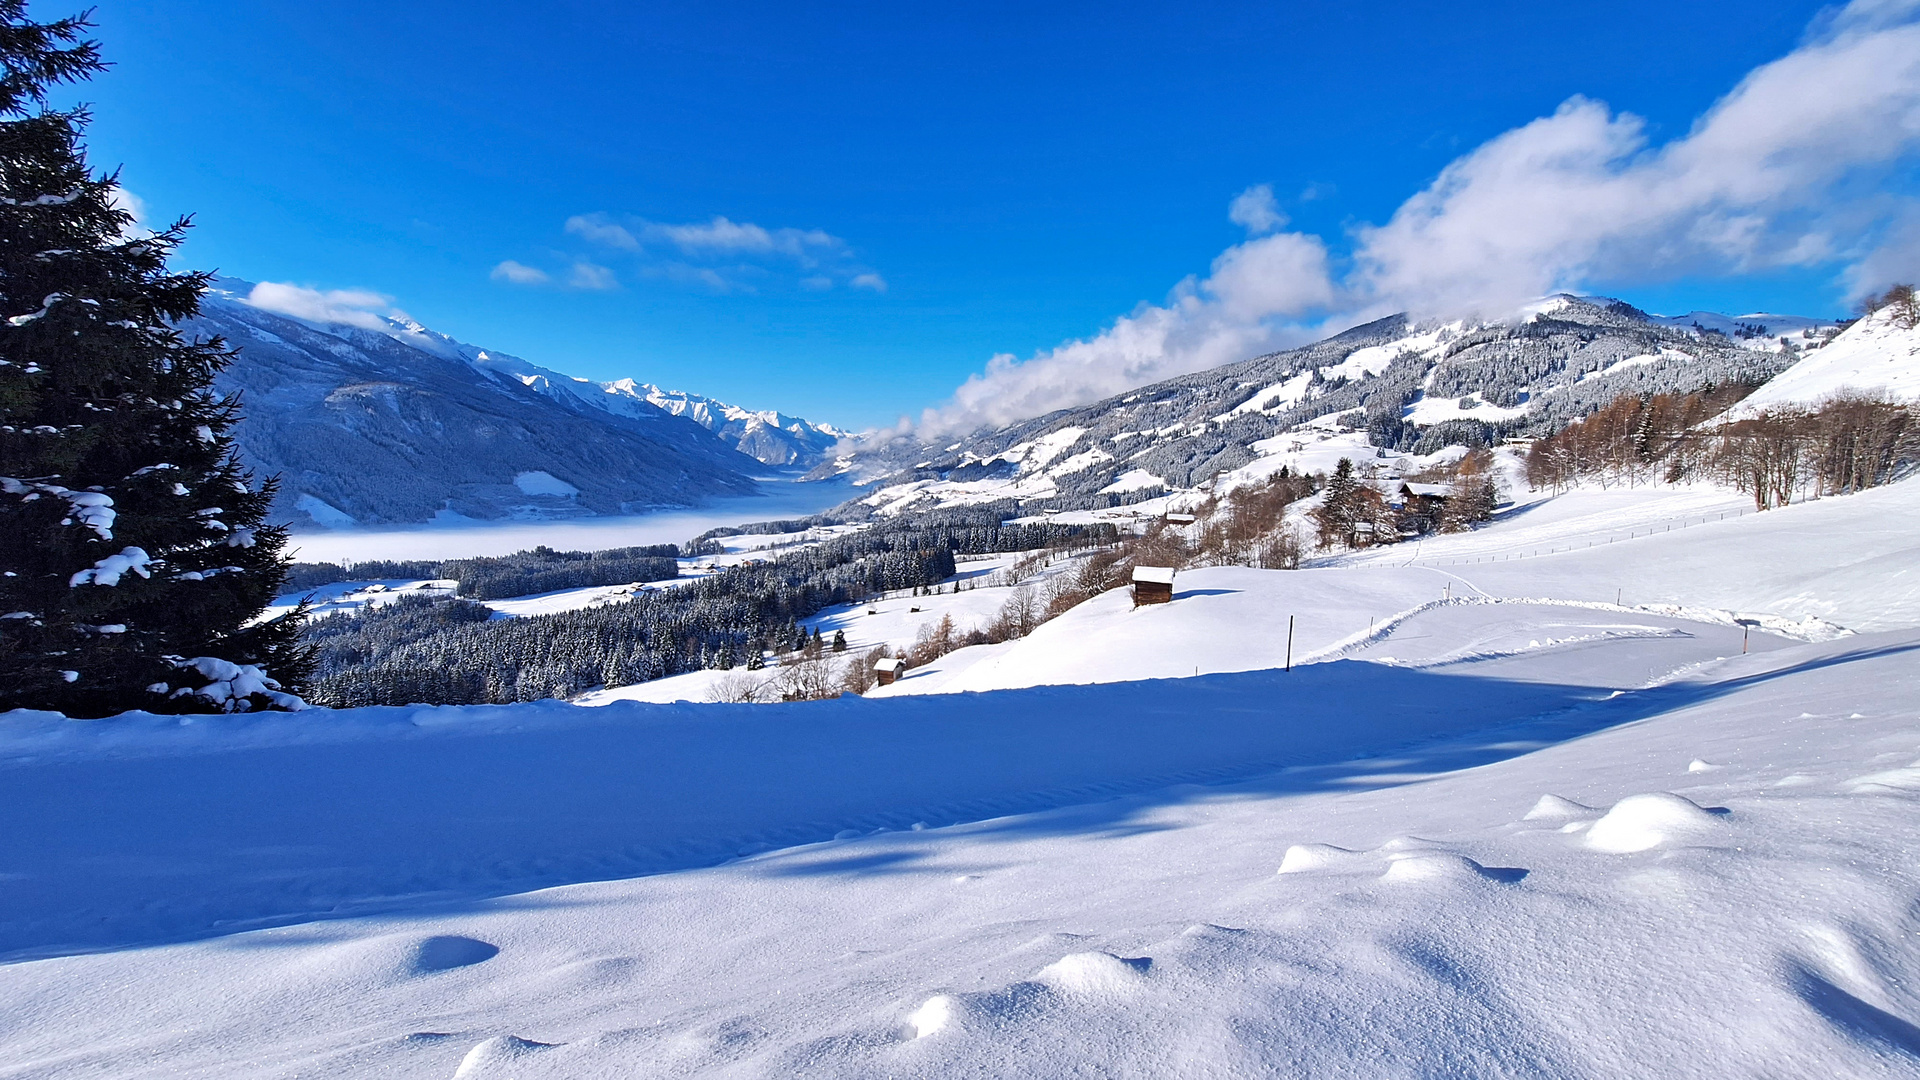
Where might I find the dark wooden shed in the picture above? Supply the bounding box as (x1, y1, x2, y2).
(1132, 565, 1176, 606)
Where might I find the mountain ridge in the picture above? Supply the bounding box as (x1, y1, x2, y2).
(828, 295, 1850, 518)
(196, 280, 846, 529)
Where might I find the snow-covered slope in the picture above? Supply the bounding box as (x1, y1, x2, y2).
(4, 472, 1920, 1075)
(1729, 306, 1920, 414)
(840, 296, 1837, 518)
(2, 618, 1916, 1075)
(194, 280, 844, 528)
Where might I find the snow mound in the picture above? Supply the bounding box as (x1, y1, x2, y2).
(1522, 794, 1596, 820)
(1034, 951, 1151, 997)
(1276, 842, 1366, 874)
(1844, 761, 1920, 794)
(1585, 793, 1725, 853)
(906, 995, 956, 1038)
(453, 1035, 560, 1077)
(1380, 852, 1501, 884)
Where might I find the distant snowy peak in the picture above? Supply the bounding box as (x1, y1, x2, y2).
(613, 381, 850, 469)
(211, 277, 845, 470)
(1645, 308, 1842, 345)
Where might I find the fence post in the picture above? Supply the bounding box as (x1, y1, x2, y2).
(1285, 615, 1294, 673)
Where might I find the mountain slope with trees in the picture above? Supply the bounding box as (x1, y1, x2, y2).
(838, 297, 1839, 517)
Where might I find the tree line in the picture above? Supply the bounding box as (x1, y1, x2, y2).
(304, 512, 1117, 707)
(1527, 386, 1918, 509)
(286, 543, 685, 600)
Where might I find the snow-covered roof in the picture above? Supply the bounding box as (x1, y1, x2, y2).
(1132, 566, 1176, 585)
(1402, 482, 1451, 497)
(874, 657, 905, 672)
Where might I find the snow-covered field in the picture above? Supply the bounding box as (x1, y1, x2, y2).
(5, 470, 1920, 1074)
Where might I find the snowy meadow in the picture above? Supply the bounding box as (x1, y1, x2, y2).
(5, 467, 1920, 1077)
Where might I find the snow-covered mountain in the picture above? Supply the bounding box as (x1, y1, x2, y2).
(610, 381, 848, 467)
(1728, 305, 1920, 415)
(836, 296, 1848, 517)
(193, 280, 843, 528)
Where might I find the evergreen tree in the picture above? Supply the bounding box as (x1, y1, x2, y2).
(831, 628, 846, 653)
(0, 5, 309, 717)
(1312, 458, 1364, 548)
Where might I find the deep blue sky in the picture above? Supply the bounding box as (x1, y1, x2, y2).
(78, 0, 1844, 428)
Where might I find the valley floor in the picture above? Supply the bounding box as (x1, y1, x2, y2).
(3, 479, 1919, 1077)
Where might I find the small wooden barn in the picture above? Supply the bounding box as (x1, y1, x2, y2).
(1132, 565, 1176, 606)
(874, 656, 906, 686)
(1163, 513, 1196, 527)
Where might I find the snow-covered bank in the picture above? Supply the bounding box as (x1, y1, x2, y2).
(2, 629, 1916, 1077)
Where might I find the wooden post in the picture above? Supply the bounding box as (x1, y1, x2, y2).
(1743, 624, 1750, 654)
(1285, 615, 1294, 672)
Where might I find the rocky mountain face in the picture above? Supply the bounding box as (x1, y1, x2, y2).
(835, 296, 1841, 516)
(194, 281, 835, 529)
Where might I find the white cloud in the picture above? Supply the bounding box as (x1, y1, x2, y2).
(564, 214, 640, 251)
(490, 260, 550, 285)
(1203, 232, 1333, 321)
(108, 185, 147, 235)
(567, 261, 618, 290)
(653, 216, 840, 259)
(1228, 184, 1285, 234)
(918, 0, 1920, 436)
(920, 232, 1336, 434)
(544, 212, 884, 294)
(1351, 6, 1920, 317)
(243, 282, 394, 331)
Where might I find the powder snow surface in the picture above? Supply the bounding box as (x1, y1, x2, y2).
(1731, 307, 1920, 414)
(4, 479, 1920, 1077)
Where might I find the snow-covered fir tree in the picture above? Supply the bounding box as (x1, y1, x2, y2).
(0, 4, 309, 717)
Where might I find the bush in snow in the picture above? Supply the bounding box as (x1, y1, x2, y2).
(0, 6, 309, 717)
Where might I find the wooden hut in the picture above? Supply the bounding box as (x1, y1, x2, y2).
(874, 656, 906, 687)
(1131, 565, 1176, 606)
